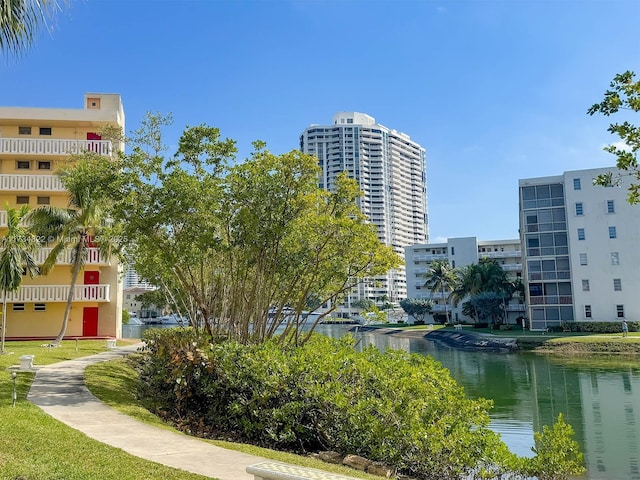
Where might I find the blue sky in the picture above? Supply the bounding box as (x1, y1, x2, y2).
(2, 0, 638, 242)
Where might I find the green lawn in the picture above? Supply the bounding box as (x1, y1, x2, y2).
(547, 332, 640, 344)
(85, 357, 383, 480)
(0, 340, 212, 480)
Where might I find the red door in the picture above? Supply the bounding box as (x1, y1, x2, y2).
(86, 132, 102, 152)
(83, 307, 99, 336)
(84, 271, 100, 300)
(84, 271, 99, 284)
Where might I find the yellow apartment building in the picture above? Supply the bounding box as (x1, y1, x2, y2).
(0, 93, 124, 340)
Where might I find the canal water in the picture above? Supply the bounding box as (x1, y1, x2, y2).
(123, 323, 640, 480)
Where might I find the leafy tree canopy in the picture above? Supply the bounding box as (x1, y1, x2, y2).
(588, 70, 640, 203)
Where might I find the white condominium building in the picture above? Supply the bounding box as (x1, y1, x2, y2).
(405, 237, 524, 323)
(300, 112, 428, 309)
(519, 167, 640, 330)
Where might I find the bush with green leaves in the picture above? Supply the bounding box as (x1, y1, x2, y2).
(561, 321, 638, 333)
(135, 328, 585, 480)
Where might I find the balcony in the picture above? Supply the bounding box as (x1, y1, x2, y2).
(501, 263, 523, 271)
(479, 250, 521, 259)
(412, 253, 448, 262)
(0, 138, 113, 157)
(35, 248, 109, 265)
(0, 246, 109, 265)
(0, 174, 65, 191)
(5, 284, 110, 302)
(529, 295, 573, 305)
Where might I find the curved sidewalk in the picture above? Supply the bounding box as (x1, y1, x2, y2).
(27, 343, 268, 479)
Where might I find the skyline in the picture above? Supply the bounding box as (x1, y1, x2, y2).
(1, 0, 638, 242)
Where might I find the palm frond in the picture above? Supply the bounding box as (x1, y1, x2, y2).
(0, 0, 61, 55)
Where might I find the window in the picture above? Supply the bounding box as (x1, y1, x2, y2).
(611, 252, 620, 265)
(451, 247, 455, 255)
(16, 196, 29, 205)
(575, 203, 583, 216)
(582, 279, 590, 292)
(39, 127, 52, 135)
(16, 160, 31, 169)
(577, 228, 585, 240)
(573, 178, 581, 190)
(617, 305, 625, 318)
(579, 253, 588, 265)
(37, 196, 50, 205)
(18, 126, 31, 135)
(608, 226, 617, 239)
(38, 161, 51, 170)
(585, 305, 592, 318)
(34, 303, 46, 312)
(12, 303, 25, 311)
(607, 200, 615, 214)
(613, 278, 622, 291)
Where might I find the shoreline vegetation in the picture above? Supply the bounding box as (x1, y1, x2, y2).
(358, 324, 640, 354)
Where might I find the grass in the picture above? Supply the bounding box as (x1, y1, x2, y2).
(547, 332, 640, 343)
(85, 358, 384, 480)
(0, 340, 213, 480)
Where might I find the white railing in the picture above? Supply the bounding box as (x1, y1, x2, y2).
(479, 250, 522, 259)
(0, 247, 108, 265)
(0, 174, 65, 191)
(412, 254, 448, 262)
(4, 284, 110, 302)
(0, 138, 113, 157)
(34, 248, 108, 265)
(501, 264, 523, 271)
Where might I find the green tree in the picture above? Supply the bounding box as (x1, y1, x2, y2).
(112, 114, 401, 345)
(527, 413, 586, 480)
(423, 259, 456, 325)
(468, 291, 509, 326)
(451, 258, 516, 325)
(0, 0, 64, 55)
(588, 70, 640, 203)
(399, 298, 433, 323)
(27, 159, 121, 345)
(0, 205, 39, 353)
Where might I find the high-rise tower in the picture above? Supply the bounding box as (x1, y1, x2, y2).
(300, 112, 428, 309)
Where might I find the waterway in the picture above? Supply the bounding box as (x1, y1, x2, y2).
(123, 323, 640, 480)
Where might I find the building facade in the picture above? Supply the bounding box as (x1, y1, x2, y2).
(0, 93, 125, 339)
(300, 112, 428, 310)
(405, 237, 524, 323)
(519, 167, 640, 330)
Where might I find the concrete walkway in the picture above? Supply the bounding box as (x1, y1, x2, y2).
(27, 343, 268, 479)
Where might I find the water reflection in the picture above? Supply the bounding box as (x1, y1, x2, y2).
(340, 326, 640, 480)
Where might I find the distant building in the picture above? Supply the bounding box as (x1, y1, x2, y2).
(0, 93, 125, 339)
(300, 112, 428, 312)
(123, 266, 154, 290)
(519, 167, 640, 330)
(123, 287, 161, 319)
(405, 237, 524, 324)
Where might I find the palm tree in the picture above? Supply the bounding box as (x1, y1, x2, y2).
(0, 0, 63, 55)
(423, 259, 456, 325)
(27, 169, 115, 345)
(0, 204, 40, 353)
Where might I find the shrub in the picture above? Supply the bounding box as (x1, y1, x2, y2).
(135, 328, 585, 480)
(560, 321, 639, 333)
(136, 329, 504, 479)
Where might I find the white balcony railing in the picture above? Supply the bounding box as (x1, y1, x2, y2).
(0, 138, 113, 157)
(479, 250, 522, 259)
(501, 264, 523, 271)
(35, 248, 109, 265)
(0, 246, 109, 265)
(0, 174, 65, 191)
(4, 284, 110, 302)
(412, 254, 448, 262)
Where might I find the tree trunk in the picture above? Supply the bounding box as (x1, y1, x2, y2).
(54, 256, 82, 345)
(1, 293, 6, 354)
